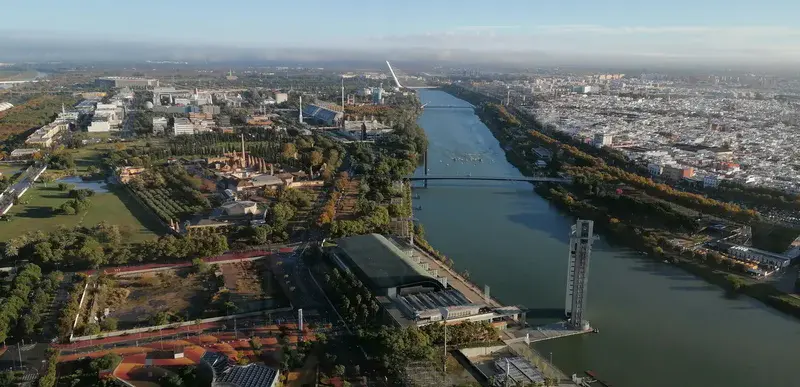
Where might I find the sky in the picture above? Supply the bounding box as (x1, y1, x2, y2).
(2, 0, 800, 67)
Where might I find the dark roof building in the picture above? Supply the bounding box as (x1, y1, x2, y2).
(331, 233, 444, 297)
(302, 104, 343, 126)
(202, 351, 280, 387)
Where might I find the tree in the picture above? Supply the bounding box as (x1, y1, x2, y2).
(40, 174, 54, 188)
(83, 323, 101, 335)
(281, 143, 297, 160)
(58, 201, 77, 215)
(90, 353, 122, 372)
(77, 236, 106, 268)
(309, 150, 323, 168)
(150, 311, 170, 326)
(100, 317, 118, 332)
(0, 371, 14, 386)
(159, 374, 184, 387)
(251, 225, 272, 245)
(191, 258, 209, 274)
(269, 202, 295, 232)
(333, 364, 346, 377)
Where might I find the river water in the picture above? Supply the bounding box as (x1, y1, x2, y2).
(413, 89, 800, 387)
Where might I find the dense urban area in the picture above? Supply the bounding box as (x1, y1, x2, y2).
(0, 58, 798, 387)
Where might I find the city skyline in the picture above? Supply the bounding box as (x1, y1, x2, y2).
(2, 0, 800, 67)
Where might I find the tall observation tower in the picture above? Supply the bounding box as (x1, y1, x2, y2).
(565, 219, 596, 330)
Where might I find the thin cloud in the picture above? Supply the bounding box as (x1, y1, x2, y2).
(454, 25, 521, 31)
(532, 24, 800, 36)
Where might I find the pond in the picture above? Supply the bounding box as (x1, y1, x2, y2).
(56, 176, 110, 194)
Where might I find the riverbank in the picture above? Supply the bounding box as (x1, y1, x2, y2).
(437, 85, 800, 320)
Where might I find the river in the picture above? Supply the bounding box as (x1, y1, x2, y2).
(412, 89, 800, 387)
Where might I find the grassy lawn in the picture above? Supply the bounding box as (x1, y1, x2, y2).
(0, 183, 164, 243)
(68, 144, 114, 173)
(0, 164, 24, 177)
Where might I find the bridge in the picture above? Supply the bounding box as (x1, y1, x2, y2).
(408, 175, 571, 183)
(420, 102, 475, 110)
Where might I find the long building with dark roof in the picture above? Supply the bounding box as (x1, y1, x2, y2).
(331, 233, 444, 297)
(328, 234, 523, 327)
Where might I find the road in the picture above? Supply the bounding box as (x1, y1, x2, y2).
(0, 163, 47, 214)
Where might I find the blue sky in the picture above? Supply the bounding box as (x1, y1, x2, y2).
(4, 0, 800, 64)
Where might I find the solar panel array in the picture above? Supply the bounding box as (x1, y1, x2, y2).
(202, 351, 230, 376)
(399, 289, 472, 313)
(202, 351, 280, 387)
(493, 357, 545, 385)
(218, 363, 279, 387)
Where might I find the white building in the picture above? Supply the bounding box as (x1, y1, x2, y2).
(152, 117, 168, 134)
(594, 133, 613, 148)
(25, 122, 68, 148)
(87, 117, 111, 132)
(726, 245, 793, 268)
(221, 200, 260, 216)
(343, 120, 393, 141)
(274, 93, 288, 104)
(10, 148, 40, 159)
(192, 91, 214, 106)
(0, 102, 13, 112)
(173, 118, 195, 136)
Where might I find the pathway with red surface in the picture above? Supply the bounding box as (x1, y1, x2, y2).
(57, 321, 318, 355)
(82, 247, 297, 276)
(58, 323, 319, 386)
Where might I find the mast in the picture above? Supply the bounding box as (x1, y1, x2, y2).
(241, 133, 246, 168)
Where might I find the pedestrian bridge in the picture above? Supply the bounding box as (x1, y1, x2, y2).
(420, 102, 475, 109)
(407, 175, 571, 183)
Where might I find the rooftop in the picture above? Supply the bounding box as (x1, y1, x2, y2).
(202, 351, 279, 387)
(335, 233, 442, 292)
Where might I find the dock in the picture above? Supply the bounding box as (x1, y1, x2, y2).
(504, 321, 596, 344)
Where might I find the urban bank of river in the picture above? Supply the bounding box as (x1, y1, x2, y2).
(412, 89, 800, 387)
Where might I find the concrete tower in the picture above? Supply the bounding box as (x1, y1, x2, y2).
(240, 133, 246, 168)
(565, 219, 596, 330)
(299, 95, 303, 123)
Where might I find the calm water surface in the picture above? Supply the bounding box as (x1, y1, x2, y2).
(413, 89, 800, 387)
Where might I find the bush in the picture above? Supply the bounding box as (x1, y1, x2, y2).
(100, 317, 118, 332)
(83, 323, 101, 335)
(69, 189, 95, 200)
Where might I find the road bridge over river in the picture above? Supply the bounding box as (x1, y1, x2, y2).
(408, 175, 571, 184)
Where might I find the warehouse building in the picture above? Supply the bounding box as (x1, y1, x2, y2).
(725, 244, 793, 268)
(95, 76, 159, 89)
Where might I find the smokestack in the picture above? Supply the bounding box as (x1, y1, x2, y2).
(241, 133, 246, 168)
(298, 95, 303, 123)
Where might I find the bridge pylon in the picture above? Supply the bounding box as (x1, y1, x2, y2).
(423, 149, 428, 188)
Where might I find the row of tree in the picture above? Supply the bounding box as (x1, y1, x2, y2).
(0, 263, 42, 343)
(3, 223, 229, 270)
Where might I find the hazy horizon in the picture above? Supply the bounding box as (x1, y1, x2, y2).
(3, 0, 800, 71)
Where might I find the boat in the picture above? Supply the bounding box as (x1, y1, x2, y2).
(584, 371, 612, 386)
